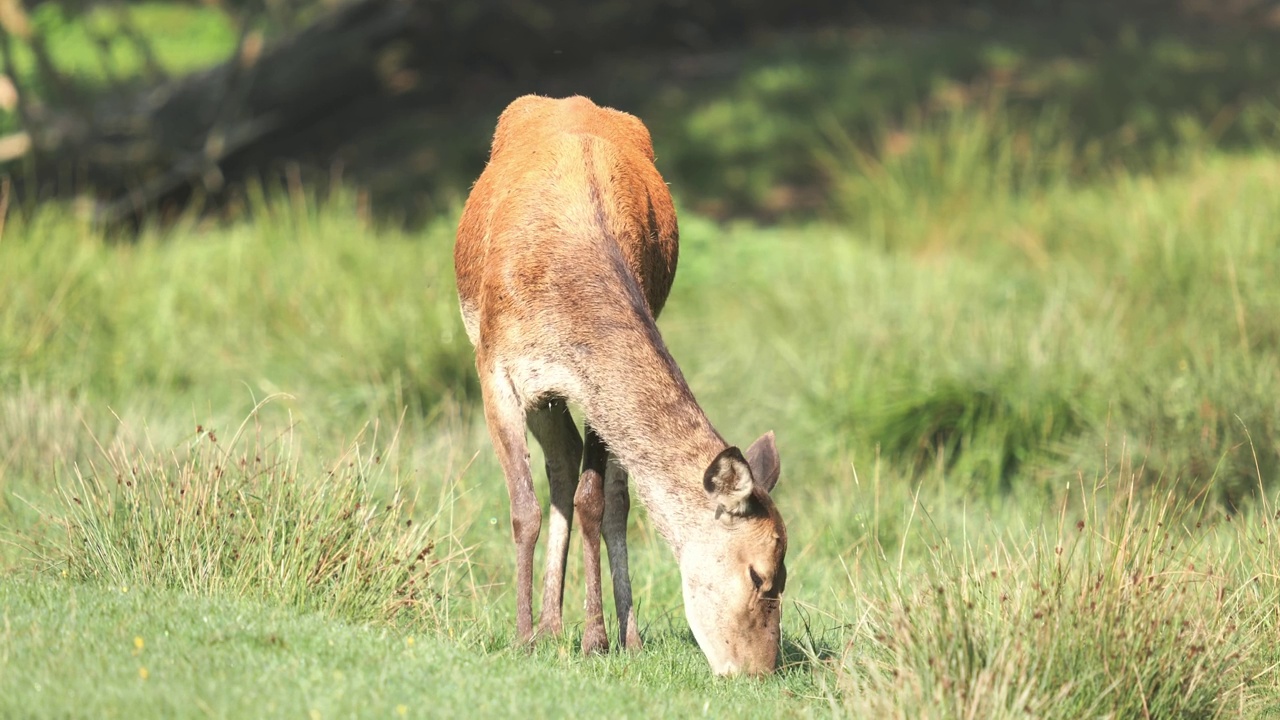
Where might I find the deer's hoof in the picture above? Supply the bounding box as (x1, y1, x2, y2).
(581, 622, 609, 656)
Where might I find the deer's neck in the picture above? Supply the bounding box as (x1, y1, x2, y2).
(575, 322, 725, 555)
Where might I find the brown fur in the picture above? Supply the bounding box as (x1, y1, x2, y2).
(454, 94, 788, 675)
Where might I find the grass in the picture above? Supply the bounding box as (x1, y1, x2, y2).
(3, 8, 1280, 715)
(837, 461, 1280, 718)
(0, 581, 819, 718)
(39, 416, 452, 626)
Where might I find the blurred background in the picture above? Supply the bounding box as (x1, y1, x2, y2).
(2, 0, 1279, 225)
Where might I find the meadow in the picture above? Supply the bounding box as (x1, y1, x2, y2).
(3, 7, 1280, 719)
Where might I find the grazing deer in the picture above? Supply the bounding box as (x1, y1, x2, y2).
(454, 95, 788, 676)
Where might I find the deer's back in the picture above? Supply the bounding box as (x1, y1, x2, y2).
(455, 96, 679, 352)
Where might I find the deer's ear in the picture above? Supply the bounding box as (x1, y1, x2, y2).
(746, 431, 780, 494)
(703, 446, 754, 517)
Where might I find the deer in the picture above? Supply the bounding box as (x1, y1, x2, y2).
(454, 94, 788, 676)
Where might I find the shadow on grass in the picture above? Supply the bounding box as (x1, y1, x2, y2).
(305, 9, 1280, 224)
(9, 8, 1280, 226)
(471, 601, 841, 682)
(773, 604, 844, 671)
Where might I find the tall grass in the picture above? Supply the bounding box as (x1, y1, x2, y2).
(0, 190, 474, 432)
(33, 406, 458, 627)
(802, 99, 1280, 500)
(832, 456, 1280, 718)
(822, 95, 1077, 255)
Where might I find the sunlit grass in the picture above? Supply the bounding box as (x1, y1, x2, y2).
(0, 580, 821, 718)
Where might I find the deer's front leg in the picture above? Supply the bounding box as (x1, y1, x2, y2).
(575, 426, 609, 655)
(602, 460, 642, 651)
(479, 363, 541, 645)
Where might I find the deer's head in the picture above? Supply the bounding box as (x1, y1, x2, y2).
(679, 431, 787, 676)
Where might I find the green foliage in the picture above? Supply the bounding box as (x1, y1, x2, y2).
(0, 3, 235, 134)
(21, 2, 236, 77)
(821, 97, 1077, 252)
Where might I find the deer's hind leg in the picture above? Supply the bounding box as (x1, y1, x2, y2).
(527, 398, 583, 636)
(477, 359, 541, 645)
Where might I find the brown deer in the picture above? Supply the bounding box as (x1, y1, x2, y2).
(454, 94, 788, 675)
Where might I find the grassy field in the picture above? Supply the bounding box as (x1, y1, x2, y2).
(3, 142, 1279, 716)
(4, 8, 1280, 718)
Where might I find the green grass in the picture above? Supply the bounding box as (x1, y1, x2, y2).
(4, 17, 1280, 713)
(0, 581, 820, 718)
(837, 468, 1280, 718)
(39, 417, 452, 626)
